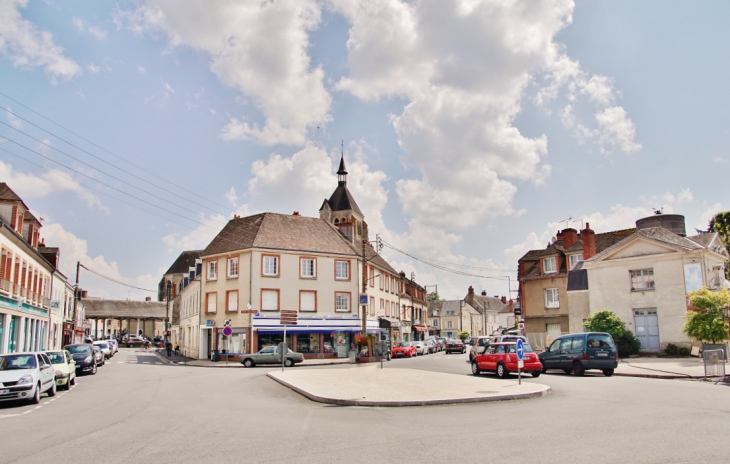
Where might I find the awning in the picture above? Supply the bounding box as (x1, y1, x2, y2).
(379, 317, 401, 329)
(412, 325, 427, 332)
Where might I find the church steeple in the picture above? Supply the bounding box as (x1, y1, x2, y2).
(337, 140, 347, 184)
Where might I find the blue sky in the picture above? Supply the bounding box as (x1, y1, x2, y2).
(0, 0, 727, 301)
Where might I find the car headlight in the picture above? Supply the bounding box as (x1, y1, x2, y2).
(55, 369, 63, 377)
(84, 356, 93, 363)
(17, 374, 33, 385)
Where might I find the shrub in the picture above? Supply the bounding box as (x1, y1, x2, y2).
(584, 310, 640, 358)
(458, 331, 470, 342)
(614, 330, 641, 358)
(665, 343, 691, 357)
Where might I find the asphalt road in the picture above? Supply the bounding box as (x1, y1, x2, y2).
(1, 348, 728, 464)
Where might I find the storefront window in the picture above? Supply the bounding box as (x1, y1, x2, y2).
(296, 334, 320, 354)
(323, 333, 336, 354)
(257, 333, 293, 352)
(333, 332, 351, 358)
(218, 332, 246, 354)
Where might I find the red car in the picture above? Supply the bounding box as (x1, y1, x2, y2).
(471, 342, 542, 378)
(392, 342, 417, 358)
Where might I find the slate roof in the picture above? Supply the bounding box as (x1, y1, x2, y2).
(320, 183, 363, 216)
(165, 250, 203, 275)
(567, 262, 588, 291)
(0, 183, 24, 203)
(428, 300, 478, 317)
(686, 232, 716, 248)
(469, 295, 510, 314)
(83, 299, 167, 319)
(589, 227, 705, 262)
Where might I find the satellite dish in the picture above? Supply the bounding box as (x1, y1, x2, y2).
(551, 236, 557, 244)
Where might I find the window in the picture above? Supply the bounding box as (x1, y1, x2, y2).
(206, 292, 217, 313)
(543, 257, 556, 274)
(335, 292, 350, 312)
(262, 255, 279, 276)
(432, 319, 438, 326)
(207, 261, 217, 280)
(446, 320, 453, 329)
(380, 298, 384, 315)
(369, 297, 375, 316)
(544, 288, 559, 308)
(631, 269, 654, 291)
(379, 274, 383, 290)
(569, 254, 583, 270)
(261, 289, 279, 311)
(335, 260, 349, 280)
(227, 257, 239, 278)
(300, 258, 316, 278)
(226, 291, 238, 312)
(385, 276, 389, 292)
(300, 291, 316, 312)
(369, 267, 374, 287)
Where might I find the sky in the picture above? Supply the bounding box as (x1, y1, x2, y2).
(0, 0, 727, 302)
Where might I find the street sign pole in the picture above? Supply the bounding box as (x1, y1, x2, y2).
(282, 323, 287, 372)
(516, 339, 525, 385)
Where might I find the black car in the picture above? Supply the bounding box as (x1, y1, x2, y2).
(91, 346, 105, 367)
(445, 339, 466, 354)
(64, 344, 97, 375)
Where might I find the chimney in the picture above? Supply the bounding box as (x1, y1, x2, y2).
(293, 211, 300, 215)
(145, 296, 151, 302)
(556, 230, 564, 243)
(501, 296, 507, 304)
(581, 223, 596, 259)
(233, 214, 240, 219)
(509, 299, 514, 313)
(562, 228, 578, 250)
(481, 290, 487, 296)
(468, 286, 475, 297)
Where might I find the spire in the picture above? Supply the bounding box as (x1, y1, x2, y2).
(337, 140, 347, 183)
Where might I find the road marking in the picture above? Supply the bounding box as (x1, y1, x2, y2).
(117, 362, 125, 364)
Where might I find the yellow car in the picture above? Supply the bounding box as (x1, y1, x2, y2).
(45, 350, 77, 390)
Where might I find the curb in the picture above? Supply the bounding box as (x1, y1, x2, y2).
(150, 351, 350, 369)
(267, 373, 551, 407)
(613, 372, 702, 380)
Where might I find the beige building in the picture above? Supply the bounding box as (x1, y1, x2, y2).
(427, 300, 477, 339)
(582, 214, 729, 351)
(464, 286, 511, 335)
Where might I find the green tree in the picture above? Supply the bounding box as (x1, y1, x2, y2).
(427, 291, 442, 302)
(708, 211, 730, 278)
(583, 310, 641, 357)
(458, 330, 470, 342)
(683, 287, 729, 344)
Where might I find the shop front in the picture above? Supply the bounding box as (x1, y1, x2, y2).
(378, 317, 401, 350)
(252, 315, 381, 359)
(412, 324, 428, 341)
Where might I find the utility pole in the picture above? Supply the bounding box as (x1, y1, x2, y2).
(72, 261, 80, 330)
(361, 235, 367, 336)
(165, 280, 172, 342)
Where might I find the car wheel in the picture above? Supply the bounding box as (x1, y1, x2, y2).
(468, 354, 473, 361)
(70, 374, 76, 386)
(562, 368, 573, 375)
(91, 363, 97, 375)
(541, 364, 547, 374)
(531, 371, 541, 378)
(30, 383, 41, 404)
(573, 361, 585, 376)
(284, 358, 294, 368)
(243, 359, 255, 368)
(48, 381, 56, 397)
(471, 362, 481, 375)
(603, 369, 614, 377)
(496, 363, 509, 378)
(102, 358, 106, 366)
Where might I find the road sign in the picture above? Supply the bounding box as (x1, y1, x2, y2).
(222, 326, 233, 337)
(239, 310, 257, 314)
(280, 309, 298, 326)
(516, 339, 524, 361)
(517, 360, 524, 369)
(280, 310, 297, 316)
(518, 322, 525, 330)
(359, 294, 368, 305)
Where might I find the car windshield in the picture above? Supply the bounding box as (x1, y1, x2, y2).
(0, 354, 37, 370)
(46, 352, 66, 363)
(66, 345, 91, 354)
(92, 346, 101, 352)
(95, 342, 109, 349)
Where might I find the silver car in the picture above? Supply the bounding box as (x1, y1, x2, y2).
(92, 341, 112, 359)
(0, 352, 57, 404)
(414, 341, 428, 356)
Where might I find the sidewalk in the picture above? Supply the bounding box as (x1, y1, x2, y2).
(616, 356, 728, 380)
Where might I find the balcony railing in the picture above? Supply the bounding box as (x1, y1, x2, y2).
(0, 279, 50, 309)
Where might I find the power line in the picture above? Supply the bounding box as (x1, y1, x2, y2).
(79, 263, 156, 293)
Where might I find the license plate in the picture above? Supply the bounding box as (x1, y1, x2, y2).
(0, 389, 8, 395)
(596, 352, 608, 357)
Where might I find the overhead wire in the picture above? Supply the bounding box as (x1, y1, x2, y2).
(79, 263, 156, 293)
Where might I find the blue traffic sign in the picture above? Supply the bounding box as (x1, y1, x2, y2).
(516, 339, 524, 361)
(222, 326, 233, 337)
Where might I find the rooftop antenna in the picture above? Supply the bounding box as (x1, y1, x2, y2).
(653, 207, 664, 215)
(559, 216, 572, 228)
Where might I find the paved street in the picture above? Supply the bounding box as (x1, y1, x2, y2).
(1, 348, 728, 464)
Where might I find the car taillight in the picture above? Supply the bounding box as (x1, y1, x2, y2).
(583, 353, 589, 361)
(615, 352, 618, 361)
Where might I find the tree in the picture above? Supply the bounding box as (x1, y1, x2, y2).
(583, 310, 641, 357)
(427, 291, 442, 302)
(458, 330, 470, 342)
(708, 211, 730, 278)
(683, 287, 729, 344)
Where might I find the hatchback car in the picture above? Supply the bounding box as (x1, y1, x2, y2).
(45, 350, 76, 390)
(0, 352, 57, 404)
(469, 334, 527, 361)
(471, 342, 542, 378)
(91, 345, 105, 366)
(392, 342, 417, 358)
(240, 346, 304, 367)
(538, 332, 618, 376)
(106, 339, 118, 355)
(445, 339, 466, 354)
(65, 344, 97, 375)
(125, 336, 146, 348)
(92, 341, 112, 359)
(414, 341, 428, 356)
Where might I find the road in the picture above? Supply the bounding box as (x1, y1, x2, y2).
(1, 348, 728, 464)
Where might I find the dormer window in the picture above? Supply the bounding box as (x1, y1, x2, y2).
(543, 257, 557, 274)
(569, 254, 583, 270)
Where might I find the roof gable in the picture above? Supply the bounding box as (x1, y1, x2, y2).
(589, 227, 702, 262)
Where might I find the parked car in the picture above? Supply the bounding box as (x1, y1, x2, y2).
(472, 342, 542, 378)
(64, 344, 97, 375)
(425, 339, 437, 354)
(44, 350, 76, 390)
(240, 345, 304, 367)
(106, 339, 118, 355)
(469, 334, 527, 361)
(91, 345, 105, 367)
(392, 342, 417, 358)
(435, 338, 446, 351)
(92, 341, 112, 359)
(0, 352, 57, 404)
(125, 336, 146, 348)
(445, 339, 466, 354)
(538, 332, 618, 376)
(414, 341, 428, 356)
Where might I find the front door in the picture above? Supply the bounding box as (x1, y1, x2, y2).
(634, 309, 660, 351)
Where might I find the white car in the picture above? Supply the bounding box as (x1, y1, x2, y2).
(414, 341, 428, 356)
(0, 352, 57, 404)
(105, 339, 118, 355)
(92, 341, 112, 359)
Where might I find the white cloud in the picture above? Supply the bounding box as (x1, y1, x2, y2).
(0, 160, 108, 213)
(137, 64, 146, 74)
(87, 63, 100, 74)
(713, 156, 728, 164)
(161, 80, 174, 98)
(224, 187, 237, 207)
(6, 107, 23, 129)
(594, 106, 641, 154)
(0, 0, 81, 80)
(116, 0, 331, 146)
(73, 17, 107, 40)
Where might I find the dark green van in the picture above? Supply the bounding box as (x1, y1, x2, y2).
(538, 332, 618, 376)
